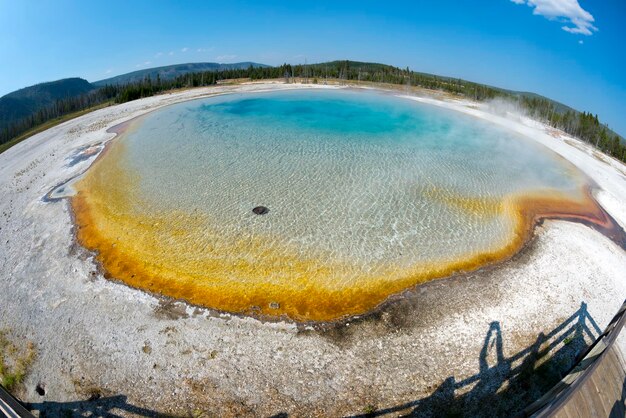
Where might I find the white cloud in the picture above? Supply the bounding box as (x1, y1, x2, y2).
(168, 51, 174, 56)
(181, 47, 189, 52)
(197, 47, 214, 53)
(144, 61, 152, 65)
(510, 0, 598, 35)
(216, 54, 237, 61)
(105, 69, 112, 74)
(155, 52, 163, 58)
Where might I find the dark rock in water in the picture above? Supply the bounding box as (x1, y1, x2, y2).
(253, 206, 269, 215)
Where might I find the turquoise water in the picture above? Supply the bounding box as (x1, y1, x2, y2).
(117, 89, 585, 271)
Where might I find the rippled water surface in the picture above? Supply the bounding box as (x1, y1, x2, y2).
(73, 89, 590, 320)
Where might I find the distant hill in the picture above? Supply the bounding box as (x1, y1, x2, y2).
(0, 77, 94, 126)
(93, 62, 269, 86)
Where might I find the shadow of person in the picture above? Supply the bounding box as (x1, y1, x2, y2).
(469, 321, 510, 400)
(451, 321, 513, 418)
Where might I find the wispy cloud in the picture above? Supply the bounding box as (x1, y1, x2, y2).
(216, 54, 237, 61)
(168, 51, 174, 56)
(105, 69, 112, 74)
(197, 47, 214, 53)
(155, 52, 163, 58)
(181, 47, 189, 52)
(135, 61, 153, 68)
(510, 0, 598, 35)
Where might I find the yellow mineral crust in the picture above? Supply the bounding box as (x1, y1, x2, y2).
(71, 139, 612, 322)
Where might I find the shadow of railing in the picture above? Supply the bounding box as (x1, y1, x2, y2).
(27, 394, 164, 418)
(350, 301, 603, 418)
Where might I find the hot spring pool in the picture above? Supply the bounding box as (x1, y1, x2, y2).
(71, 89, 602, 321)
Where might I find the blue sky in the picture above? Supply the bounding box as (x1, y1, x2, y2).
(1, 0, 624, 135)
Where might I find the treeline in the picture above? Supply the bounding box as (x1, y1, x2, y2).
(110, 61, 504, 103)
(2, 61, 624, 162)
(287, 61, 501, 101)
(521, 96, 624, 160)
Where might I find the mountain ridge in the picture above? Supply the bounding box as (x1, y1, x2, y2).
(92, 62, 269, 86)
